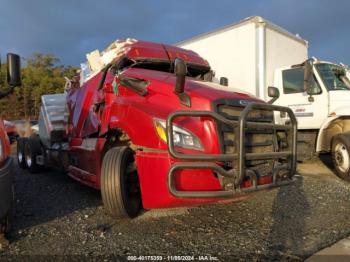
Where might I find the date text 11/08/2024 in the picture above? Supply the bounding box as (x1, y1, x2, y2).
(127, 255, 219, 261)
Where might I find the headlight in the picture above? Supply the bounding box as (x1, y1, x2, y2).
(154, 119, 203, 151)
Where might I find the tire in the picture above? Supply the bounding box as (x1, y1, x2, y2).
(24, 135, 44, 173)
(17, 137, 28, 169)
(332, 134, 350, 181)
(101, 146, 142, 218)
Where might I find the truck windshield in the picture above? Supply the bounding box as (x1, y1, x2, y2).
(315, 63, 350, 91)
(117, 58, 212, 80)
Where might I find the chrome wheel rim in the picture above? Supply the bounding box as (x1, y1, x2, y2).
(335, 143, 350, 173)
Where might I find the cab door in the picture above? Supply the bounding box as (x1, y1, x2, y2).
(273, 66, 328, 129)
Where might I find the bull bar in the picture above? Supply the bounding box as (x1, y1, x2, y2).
(166, 103, 297, 198)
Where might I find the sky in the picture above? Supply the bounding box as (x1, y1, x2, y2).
(0, 0, 349, 66)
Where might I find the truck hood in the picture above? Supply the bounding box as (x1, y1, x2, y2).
(329, 90, 350, 116)
(123, 68, 262, 110)
(186, 79, 261, 101)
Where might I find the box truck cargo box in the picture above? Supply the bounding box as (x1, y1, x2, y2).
(177, 16, 308, 101)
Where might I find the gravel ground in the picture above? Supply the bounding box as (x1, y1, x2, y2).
(1, 148, 350, 261)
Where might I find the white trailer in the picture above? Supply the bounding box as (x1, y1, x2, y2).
(177, 16, 350, 181)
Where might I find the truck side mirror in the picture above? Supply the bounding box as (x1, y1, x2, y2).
(7, 53, 21, 87)
(174, 58, 187, 93)
(173, 58, 191, 107)
(220, 77, 228, 86)
(267, 86, 279, 104)
(304, 59, 313, 96)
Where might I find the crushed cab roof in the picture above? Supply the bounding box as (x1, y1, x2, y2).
(86, 38, 209, 73)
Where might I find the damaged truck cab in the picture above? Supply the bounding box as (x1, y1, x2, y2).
(18, 40, 297, 218)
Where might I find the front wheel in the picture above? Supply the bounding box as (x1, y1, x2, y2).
(332, 134, 350, 181)
(101, 146, 142, 218)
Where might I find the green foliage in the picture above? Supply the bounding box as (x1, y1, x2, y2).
(0, 53, 78, 120)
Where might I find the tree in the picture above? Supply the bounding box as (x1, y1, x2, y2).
(0, 53, 78, 120)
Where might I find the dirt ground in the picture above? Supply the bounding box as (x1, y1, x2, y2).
(1, 148, 350, 261)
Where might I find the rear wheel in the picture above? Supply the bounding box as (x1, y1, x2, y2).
(17, 137, 28, 169)
(25, 135, 44, 173)
(101, 146, 142, 218)
(332, 134, 350, 181)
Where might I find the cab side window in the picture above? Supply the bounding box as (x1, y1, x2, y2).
(282, 67, 321, 94)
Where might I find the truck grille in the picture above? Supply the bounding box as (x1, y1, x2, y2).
(215, 100, 277, 175)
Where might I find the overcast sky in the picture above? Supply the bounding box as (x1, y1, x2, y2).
(0, 0, 349, 65)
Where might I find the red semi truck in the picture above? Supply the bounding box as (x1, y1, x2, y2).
(0, 53, 21, 240)
(17, 40, 297, 218)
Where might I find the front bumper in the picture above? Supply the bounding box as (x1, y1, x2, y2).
(166, 103, 297, 198)
(0, 157, 14, 219)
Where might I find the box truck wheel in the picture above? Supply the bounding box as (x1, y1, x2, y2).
(24, 135, 44, 173)
(17, 137, 28, 169)
(332, 134, 350, 181)
(101, 146, 142, 218)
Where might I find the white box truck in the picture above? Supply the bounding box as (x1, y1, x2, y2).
(177, 16, 350, 181)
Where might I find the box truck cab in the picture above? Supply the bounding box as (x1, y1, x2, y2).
(177, 16, 350, 180)
(273, 59, 350, 179)
(274, 59, 350, 131)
